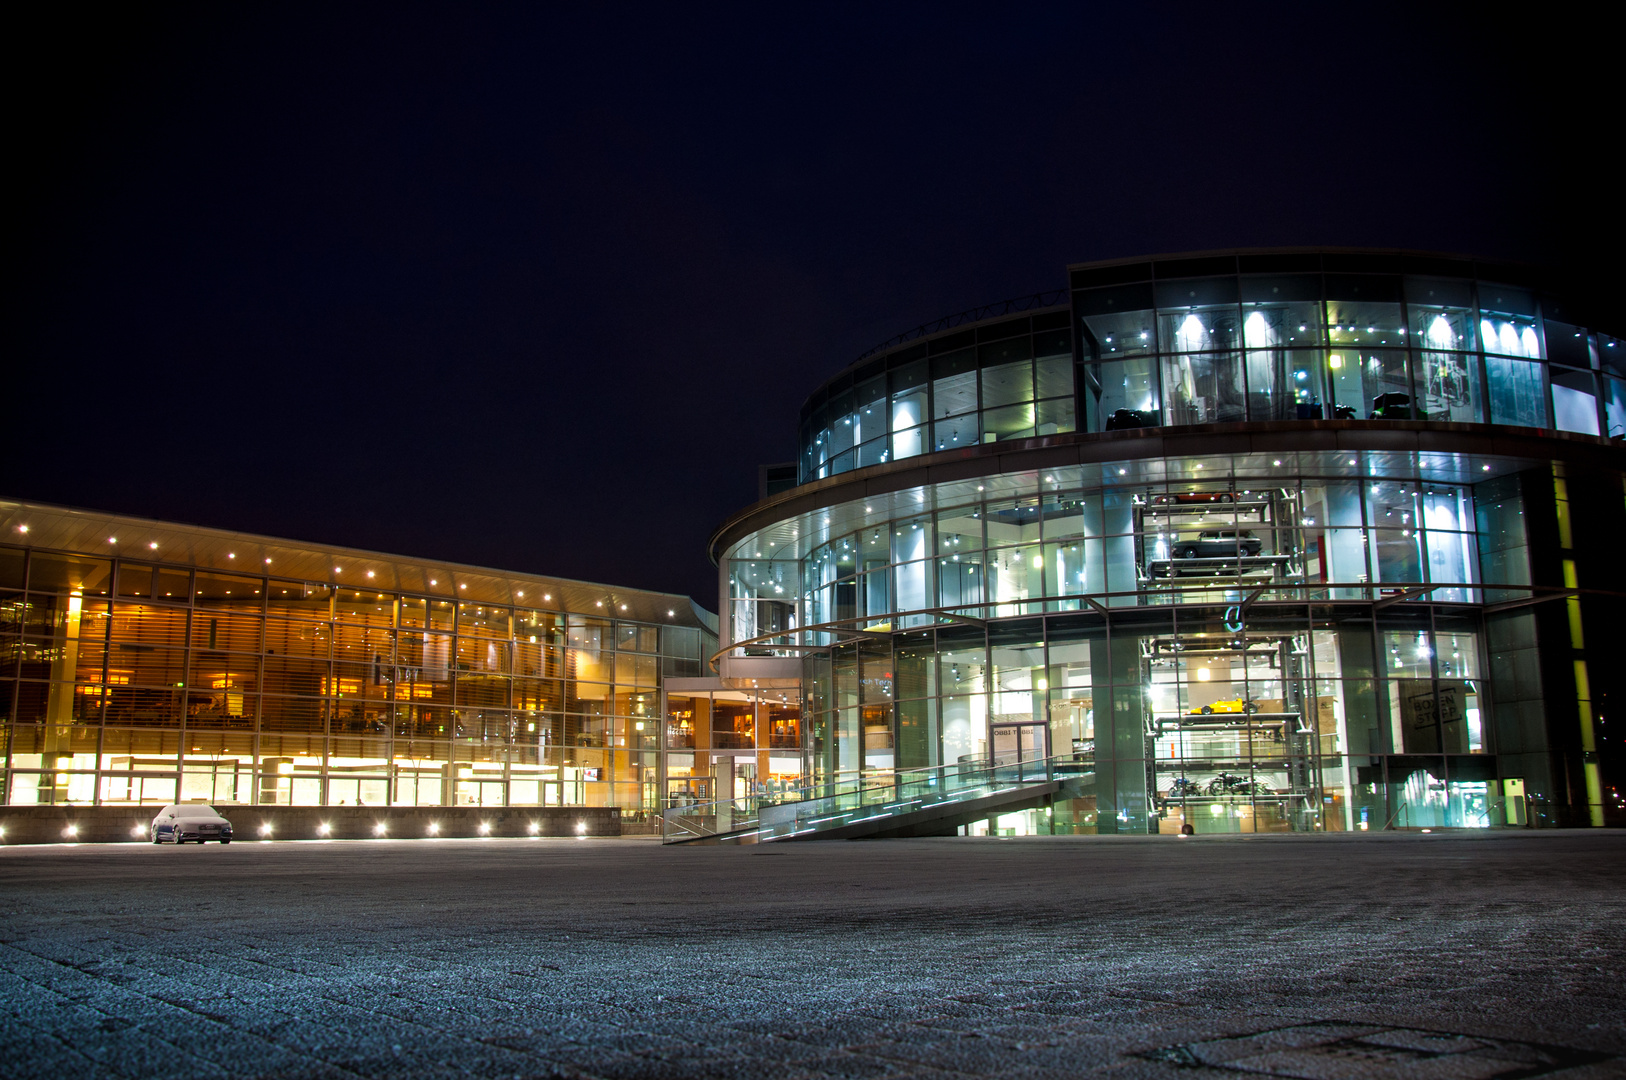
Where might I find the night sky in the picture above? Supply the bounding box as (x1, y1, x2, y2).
(7, 5, 1617, 607)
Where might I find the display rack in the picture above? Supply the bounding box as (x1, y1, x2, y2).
(1133, 493, 1302, 586)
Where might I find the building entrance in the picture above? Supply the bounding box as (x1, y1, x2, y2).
(991, 722, 1046, 774)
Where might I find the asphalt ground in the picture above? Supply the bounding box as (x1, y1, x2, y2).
(1, 831, 1623, 1080)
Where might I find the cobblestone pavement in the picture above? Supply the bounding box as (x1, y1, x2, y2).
(2, 831, 1623, 1079)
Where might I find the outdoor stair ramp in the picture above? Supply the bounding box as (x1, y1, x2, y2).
(660, 754, 1088, 844)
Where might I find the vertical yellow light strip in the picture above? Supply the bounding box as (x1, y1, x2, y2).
(1555, 467, 1602, 826)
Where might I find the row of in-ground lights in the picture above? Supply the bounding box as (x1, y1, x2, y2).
(0, 821, 591, 841)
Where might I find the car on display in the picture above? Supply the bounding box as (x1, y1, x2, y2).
(1369, 391, 1420, 419)
(1150, 491, 1234, 505)
(1104, 408, 1155, 430)
(151, 803, 234, 843)
(1190, 698, 1260, 715)
(1173, 529, 1264, 559)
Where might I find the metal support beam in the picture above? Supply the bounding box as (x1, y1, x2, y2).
(1373, 587, 1433, 610)
(1483, 589, 1578, 615)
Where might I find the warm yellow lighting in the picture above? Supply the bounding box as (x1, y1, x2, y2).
(1329, 354, 1343, 369)
(1197, 667, 1211, 682)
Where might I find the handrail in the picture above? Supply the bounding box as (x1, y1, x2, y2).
(661, 750, 1090, 844)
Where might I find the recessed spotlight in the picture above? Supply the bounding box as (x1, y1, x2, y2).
(108, 537, 117, 544)
(149, 541, 158, 549)
(334, 567, 342, 573)
(16, 525, 28, 534)
(430, 579, 437, 585)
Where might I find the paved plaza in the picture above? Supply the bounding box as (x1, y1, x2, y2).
(1, 831, 1623, 1079)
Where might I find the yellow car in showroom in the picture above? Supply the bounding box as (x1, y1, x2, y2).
(1190, 698, 1260, 715)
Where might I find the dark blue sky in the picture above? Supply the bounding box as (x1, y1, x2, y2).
(7, 5, 1615, 605)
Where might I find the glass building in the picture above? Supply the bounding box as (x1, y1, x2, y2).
(710, 250, 1625, 834)
(0, 500, 716, 818)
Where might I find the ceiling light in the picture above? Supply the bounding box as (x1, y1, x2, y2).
(149, 541, 158, 549)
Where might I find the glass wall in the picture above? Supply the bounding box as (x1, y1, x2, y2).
(1074, 265, 1614, 439)
(801, 311, 1075, 483)
(0, 545, 713, 816)
(730, 455, 1488, 652)
(792, 259, 1620, 489)
(797, 602, 1501, 835)
(713, 445, 1601, 833)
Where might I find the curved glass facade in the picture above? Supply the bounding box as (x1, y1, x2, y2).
(727, 251, 1625, 834)
(800, 253, 1626, 484)
(800, 309, 1078, 482)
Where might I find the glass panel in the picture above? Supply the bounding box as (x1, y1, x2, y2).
(1078, 287, 1156, 357)
(933, 365, 977, 418)
(27, 554, 112, 596)
(980, 358, 1033, 409)
(1082, 357, 1159, 430)
(267, 582, 333, 620)
(932, 412, 978, 451)
(1604, 375, 1626, 439)
(1163, 349, 1245, 425)
(982, 402, 1036, 441)
(1550, 368, 1600, 435)
(1486, 356, 1546, 428)
(1328, 348, 1411, 419)
(1035, 352, 1073, 400)
(1036, 397, 1075, 435)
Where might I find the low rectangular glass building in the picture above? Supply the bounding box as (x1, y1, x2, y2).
(0, 499, 716, 820)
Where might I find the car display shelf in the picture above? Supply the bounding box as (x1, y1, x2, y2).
(1151, 710, 1308, 735)
(1133, 492, 1302, 586)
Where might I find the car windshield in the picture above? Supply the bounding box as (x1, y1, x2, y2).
(179, 805, 220, 816)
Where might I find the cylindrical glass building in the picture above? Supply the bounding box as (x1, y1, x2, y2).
(710, 250, 1626, 834)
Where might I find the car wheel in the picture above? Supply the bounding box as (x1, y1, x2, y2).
(1244, 702, 1258, 713)
(1177, 547, 1196, 559)
(220, 838, 231, 844)
(1200, 705, 1214, 714)
(151, 833, 161, 844)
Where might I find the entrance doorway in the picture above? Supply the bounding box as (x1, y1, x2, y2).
(991, 723, 1046, 777)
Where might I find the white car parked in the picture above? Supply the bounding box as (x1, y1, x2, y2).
(151, 804, 234, 844)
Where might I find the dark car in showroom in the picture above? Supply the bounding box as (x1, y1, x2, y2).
(1173, 529, 1264, 560)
